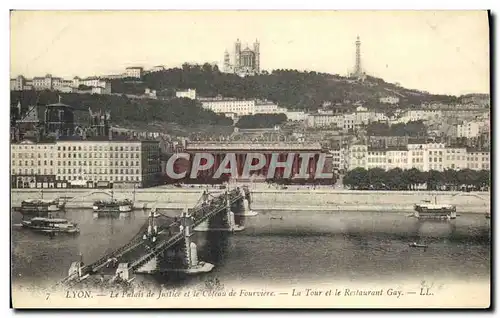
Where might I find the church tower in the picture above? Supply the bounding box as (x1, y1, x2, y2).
(223, 50, 231, 73)
(234, 39, 241, 71)
(253, 39, 260, 74)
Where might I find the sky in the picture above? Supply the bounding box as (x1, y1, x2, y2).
(10, 10, 490, 96)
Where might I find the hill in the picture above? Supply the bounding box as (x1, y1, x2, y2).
(11, 64, 462, 130)
(113, 63, 459, 111)
(10, 90, 233, 128)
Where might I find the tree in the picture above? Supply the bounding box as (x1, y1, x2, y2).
(368, 168, 386, 189)
(386, 168, 406, 190)
(344, 168, 369, 190)
(236, 113, 287, 129)
(443, 169, 458, 190)
(477, 170, 491, 189)
(456, 169, 478, 190)
(426, 170, 443, 190)
(403, 168, 421, 190)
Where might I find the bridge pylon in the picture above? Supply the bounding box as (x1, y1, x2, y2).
(136, 210, 161, 273)
(233, 187, 258, 217)
(225, 191, 244, 232)
(180, 209, 214, 274)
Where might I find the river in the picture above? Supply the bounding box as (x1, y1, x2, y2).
(11, 208, 491, 291)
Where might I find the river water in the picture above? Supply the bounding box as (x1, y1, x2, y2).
(11, 208, 491, 291)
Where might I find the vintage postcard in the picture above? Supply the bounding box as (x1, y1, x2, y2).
(10, 10, 491, 309)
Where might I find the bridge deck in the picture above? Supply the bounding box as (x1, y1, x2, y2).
(59, 188, 245, 286)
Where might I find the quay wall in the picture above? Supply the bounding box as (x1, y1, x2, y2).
(10, 188, 490, 213)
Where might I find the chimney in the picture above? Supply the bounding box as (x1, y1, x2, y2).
(108, 127, 113, 141)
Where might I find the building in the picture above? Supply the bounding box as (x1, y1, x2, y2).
(10, 75, 27, 91)
(354, 106, 371, 126)
(456, 121, 481, 138)
(10, 74, 111, 94)
(44, 100, 76, 136)
(366, 148, 387, 170)
(151, 65, 165, 72)
(347, 144, 367, 170)
(385, 148, 409, 171)
(223, 39, 260, 77)
(427, 143, 446, 171)
(10, 139, 161, 189)
(343, 113, 356, 132)
(407, 143, 427, 171)
(125, 67, 143, 78)
(183, 141, 324, 181)
(306, 114, 343, 129)
(329, 148, 345, 173)
(443, 147, 467, 171)
(286, 111, 308, 122)
(254, 101, 288, 115)
(175, 89, 197, 100)
(91, 85, 112, 95)
(394, 109, 442, 124)
(30, 74, 63, 91)
(379, 96, 400, 104)
(10, 141, 57, 188)
(144, 88, 157, 99)
(199, 97, 256, 117)
(467, 150, 490, 171)
(369, 112, 389, 123)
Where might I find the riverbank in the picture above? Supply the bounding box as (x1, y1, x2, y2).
(10, 187, 490, 213)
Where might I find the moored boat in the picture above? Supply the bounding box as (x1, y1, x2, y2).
(14, 198, 66, 214)
(21, 217, 79, 234)
(93, 199, 133, 213)
(413, 197, 456, 220)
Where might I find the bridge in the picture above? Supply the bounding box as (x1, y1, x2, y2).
(56, 186, 256, 289)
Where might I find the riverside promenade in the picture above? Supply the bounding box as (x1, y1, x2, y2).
(10, 184, 490, 213)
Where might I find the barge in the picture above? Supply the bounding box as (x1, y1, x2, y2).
(93, 199, 134, 214)
(20, 217, 79, 235)
(14, 198, 66, 214)
(92, 189, 135, 216)
(413, 198, 457, 220)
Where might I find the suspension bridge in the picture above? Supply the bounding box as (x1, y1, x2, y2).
(55, 186, 255, 289)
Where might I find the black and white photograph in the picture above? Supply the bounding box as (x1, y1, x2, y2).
(9, 10, 491, 308)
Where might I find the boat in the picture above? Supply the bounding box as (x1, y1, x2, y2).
(93, 198, 133, 213)
(413, 197, 456, 220)
(21, 217, 79, 234)
(485, 212, 491, 219)
(14, 198, 66, 214)
(93, 189, 134, 214)
(270, 216, 284, 220)
(409, 242, 428, 248)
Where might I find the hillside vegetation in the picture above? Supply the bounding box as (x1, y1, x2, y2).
(11, 63, 461, 128)
(116, 63, 459, 110)
(10, 90, 232, 127)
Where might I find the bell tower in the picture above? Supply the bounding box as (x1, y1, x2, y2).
(234, 39, 241, 71)
(253, 39, 260, 74)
